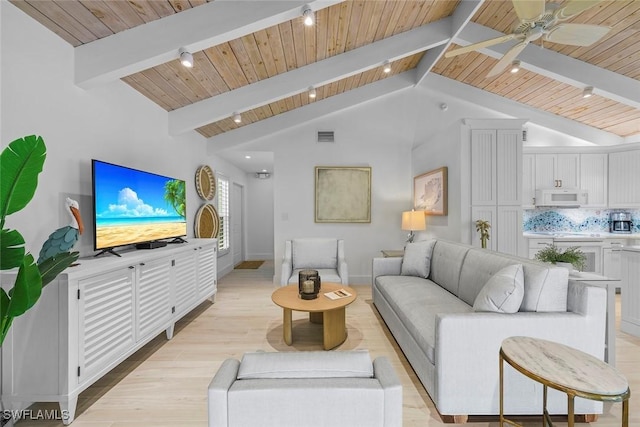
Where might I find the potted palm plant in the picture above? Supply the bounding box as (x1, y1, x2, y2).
(534, 244, 586, 271)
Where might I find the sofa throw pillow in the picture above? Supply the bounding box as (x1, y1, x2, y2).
(473, 264, 524, 313)
(401, 239, 436, 279)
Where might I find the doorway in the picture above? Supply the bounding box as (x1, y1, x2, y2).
(232, 182, 245, 266)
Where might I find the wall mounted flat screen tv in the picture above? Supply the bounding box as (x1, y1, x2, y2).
(92, 159, 187, 255)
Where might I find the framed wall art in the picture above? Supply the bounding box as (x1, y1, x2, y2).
(414, 166, 447, 216)
(315, 166, 371, 223)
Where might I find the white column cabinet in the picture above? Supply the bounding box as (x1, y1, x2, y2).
(522, 154, 536, 208)
(535, 153, 579, 189)
(470, 128, 523, 256)
(609, 150, 640, 208)
(621, 248, 640, 337)
(1, 239, 217, 425)
(579, 153, 608, 207)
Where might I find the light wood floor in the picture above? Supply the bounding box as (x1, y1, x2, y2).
(16, 261, 640, 426)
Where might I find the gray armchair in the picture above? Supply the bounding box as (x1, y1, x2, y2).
(280, 238, 348, 286)
(208, 350, 402, 427)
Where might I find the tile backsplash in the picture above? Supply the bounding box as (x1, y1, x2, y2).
(523, 208, 640, 233)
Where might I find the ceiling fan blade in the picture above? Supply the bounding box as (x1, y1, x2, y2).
(486, 41, 528, 78)
(512, 0, 546, 22)
(444, 34, 520, 58)
(545, 24, 611, 46)
(554, 0, 604, 20)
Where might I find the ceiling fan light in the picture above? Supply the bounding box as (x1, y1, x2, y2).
(233, 112, 242, 123)
(382, 60, 391, 74)
(308, 86, 317, 98)
(179, 48, 193, 68)
(583, 86, 594, 98)
(510, 59, 521, 73)
(302, 7, 314, 26)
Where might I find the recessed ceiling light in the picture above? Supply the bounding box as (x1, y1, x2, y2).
(308, 86, 316, 99)
(302, 7, 314, 26)
(510, 59, 520, 73)
(179, 48, 193, 68)
(262, 169, 267, 172)
(245, 155, 251, 159)
(382, 60, 391, 74)
(583, 86, 594, 98)
(233, 112, 241, 123)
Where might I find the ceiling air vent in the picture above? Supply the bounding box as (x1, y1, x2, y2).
(317, 131, 335, 143)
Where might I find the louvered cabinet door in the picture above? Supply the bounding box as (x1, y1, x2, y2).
(173, 249, 198, 317)
(78, 267, 135, 384)
(136, 258, 172, 341)
(197, 244, 217, 298)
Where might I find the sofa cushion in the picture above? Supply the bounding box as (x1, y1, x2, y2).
(473, 264, 524, 313)
(401, 239, 436, 278)
(375, 276, 472, 364)
(429, 240, 469, 296)
(292, 238, 338, 270)
(238, 350, 373, 379)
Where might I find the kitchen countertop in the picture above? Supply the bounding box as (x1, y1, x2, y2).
(524, 232, 640, 241)
(622, 246, 640, 252)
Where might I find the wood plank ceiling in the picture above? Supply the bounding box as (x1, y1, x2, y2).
(9, 0, 640, 140)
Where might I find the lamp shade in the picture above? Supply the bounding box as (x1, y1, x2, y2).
(401, 210, 426, 231)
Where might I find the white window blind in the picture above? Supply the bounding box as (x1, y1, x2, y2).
(217, 175, 230, 253)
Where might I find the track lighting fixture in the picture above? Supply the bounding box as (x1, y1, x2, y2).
(382, 60, 391, 74)
(233, 112, 241, 124)
(308, 86, 317, 99)
(510, 59, 520, 74)
(302, 7, 314, 26)
(179, 48, 194, 68)
(583, 86, 594, 98)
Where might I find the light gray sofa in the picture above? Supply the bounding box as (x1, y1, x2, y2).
(281, 238, 348, 285)
(372, 239, 607, 422)
(208, 350, 402, 427)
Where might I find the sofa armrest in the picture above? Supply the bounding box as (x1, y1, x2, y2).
(208, 358, 240, 427)
(373, 357, 403, 427)
(372, 257, 403, 286)
(433, 284, 606, 414)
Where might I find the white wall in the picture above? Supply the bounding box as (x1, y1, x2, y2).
(0, 2, 246, 278)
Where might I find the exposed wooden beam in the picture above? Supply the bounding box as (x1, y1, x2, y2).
(415, 0, 485, 85)
(206, 70, 416, 152)
(169, 18, 451, 135)
(74, 0, 343, 89)
(454, 22, 640, 110)
(422, 73, 623, 146)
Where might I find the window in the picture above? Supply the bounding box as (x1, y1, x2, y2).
(217, 174, 229, 254)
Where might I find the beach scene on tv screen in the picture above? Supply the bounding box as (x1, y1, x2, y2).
(94, 162, 186, 249)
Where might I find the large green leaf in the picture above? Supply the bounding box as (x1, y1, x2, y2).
(1, 228, 26, 270)
(38, 251, 79, 287)
(0, 135, 46, 220)
(0, 288, 9, 320)
(6, 254, 42, 317)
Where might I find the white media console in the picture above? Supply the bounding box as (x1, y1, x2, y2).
(1, 238, 217, 425)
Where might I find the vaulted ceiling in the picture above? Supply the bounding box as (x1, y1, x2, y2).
(9, 0, 640, 151)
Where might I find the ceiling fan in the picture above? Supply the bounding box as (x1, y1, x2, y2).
(445, 0, 611, 78)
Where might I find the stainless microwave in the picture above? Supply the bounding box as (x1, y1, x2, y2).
(534, 188, 588, 207)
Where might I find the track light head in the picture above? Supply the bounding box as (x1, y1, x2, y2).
(233, 112, 241, 124)
(583, 86, 594, 98)
(382, 60, 391, 74)
(179, 48, 194, 68)
(510, 59, 521, 73)
(302, 7, 314, 26)
(308, 86, 317, 99)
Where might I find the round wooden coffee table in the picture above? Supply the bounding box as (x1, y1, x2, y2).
(272, 283, 357, 350)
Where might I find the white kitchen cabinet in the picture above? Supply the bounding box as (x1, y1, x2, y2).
(609, 150, 640, 208)
(602, 240, 625, 281)
(580, 153, 608, 207)
(470, 128, 523, 256)
(528, 238, 554, 259)
(1, 239, 217, 425)
(621, 247, 640, 337)
(535, 153, 580, 190)
(522, 154, 536, 208)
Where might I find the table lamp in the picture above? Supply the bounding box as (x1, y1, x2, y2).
(402, 210, 426, 243)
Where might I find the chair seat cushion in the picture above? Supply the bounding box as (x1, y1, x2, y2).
(289, 268, 341, 284)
